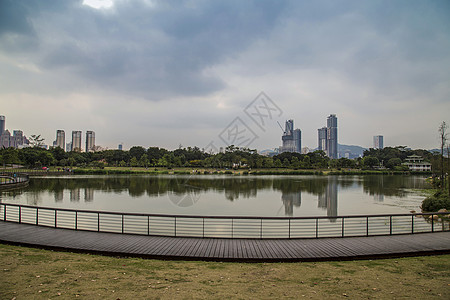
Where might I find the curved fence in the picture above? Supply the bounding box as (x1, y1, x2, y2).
(0, 203, 449, 239)
(0, 174, 29, 190)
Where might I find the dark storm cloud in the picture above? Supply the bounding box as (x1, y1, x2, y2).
(0, 0, 288, 99)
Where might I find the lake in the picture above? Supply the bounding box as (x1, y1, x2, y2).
(0, 175, 429, 217)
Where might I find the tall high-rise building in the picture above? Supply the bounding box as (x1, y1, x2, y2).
(317, 114, 338, 159)
(0, 115, 5, 135)
(327, 114, 338, 159)
(1, 129, 10, 148)
(72, 131, 82, 152)
(55, 130, 65, 151)
(280, 119, 302, 153)
(85, 131, 95, 152)
(373, 135, 384, 149)
(318, 127, 327, 152)
(12, 130, 24, 148)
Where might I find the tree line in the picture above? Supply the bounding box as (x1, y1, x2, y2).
(0, 144, 445, 172)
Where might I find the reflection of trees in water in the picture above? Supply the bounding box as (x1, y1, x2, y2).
(362, 175, 428, 199)
(22, 175, 429, 212)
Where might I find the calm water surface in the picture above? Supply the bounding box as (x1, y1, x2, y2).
(0, 175, 429, 217)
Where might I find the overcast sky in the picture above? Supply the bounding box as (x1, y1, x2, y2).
(1, 0, 449, 151)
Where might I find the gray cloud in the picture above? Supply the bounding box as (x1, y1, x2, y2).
(0, 0, 449, 149)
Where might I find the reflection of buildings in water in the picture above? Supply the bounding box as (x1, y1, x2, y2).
(70, 189, 80, 202)
(85, 188, 94, 202)
(318, 178, 338, 219)
(54, 190, 64, 203)
(281, 192, 301, 216)
(373, 194, 384, 202)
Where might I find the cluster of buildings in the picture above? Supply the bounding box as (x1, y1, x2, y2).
(53, 130, 96, 152)
(279, 119, 302, 153)
(278, 114, 339, 159)
(0, 115, 29, 149)
(0, 115, 96, 152)
(276, 114, 386, 160)
(317, 114, 338, 159)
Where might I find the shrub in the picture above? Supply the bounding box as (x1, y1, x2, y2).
(421, 190, 450, 212)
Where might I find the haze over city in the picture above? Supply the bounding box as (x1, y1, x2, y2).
(1, 0, 449, 151)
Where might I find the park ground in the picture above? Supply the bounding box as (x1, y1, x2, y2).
(1, 243, 449, 299)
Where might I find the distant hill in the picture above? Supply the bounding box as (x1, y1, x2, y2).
(338, 144, 367, 158)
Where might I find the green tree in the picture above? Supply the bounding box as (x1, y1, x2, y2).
(130, 157, 139, 167)
(361, 156, 380, 169)
(129, 146, 146, 160)
(385, 158, 402, 169)
(1, 147, 20, 166)
(139, 154, 150, 167)
(29, 134, 45, 148)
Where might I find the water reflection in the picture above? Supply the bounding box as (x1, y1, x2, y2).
(317, 177, 338, 220)
(0, 175, 429, 216)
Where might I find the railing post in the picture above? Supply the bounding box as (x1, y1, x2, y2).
(288, 219, 291, 239)
(75, 211, 78, 230)
(366, 216, 369, 237)
(36, 207, 38, 225)
(341, 217, 344, 237)
(260, 219, 263, 239)
(147, 216, 150, 236)
(431, 214, 434, 232)
(97, 212, 100, 232)
(174, 217, 177, 237)
(54, 210, 57, 228)
(121, 214, 124, 234)
(19, 206, 21, 224)
(202, 218, 205, 238)
(390, 216, 392, 235)
(231, 219, 234, 238)
(3, 205, 6, 221)
(315, 218, 319, 238)
(411, 214, 414, 234)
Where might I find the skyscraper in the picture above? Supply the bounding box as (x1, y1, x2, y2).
(85, 131, 95, 152)
(327, 114, 338, 159)
(318, 127, 327, 152)
(318, 114, 338, 159)
(55, 130, 65, 151)
(280, 119, 302, 153)
(12, 130, 24, 148)
(373, 135, 384, 149)
(0, 115, 5, 135)
(72, 131, 82, 152)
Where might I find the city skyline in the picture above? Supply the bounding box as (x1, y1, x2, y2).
(1, 1, 449, 150)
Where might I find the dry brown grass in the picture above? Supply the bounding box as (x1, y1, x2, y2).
(1, 243, 449, 299)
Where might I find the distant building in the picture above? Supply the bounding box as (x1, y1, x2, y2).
(402, 155, 432, 171)
(318, 114, 338, 159)
(318, 127, 327, 152)
(373, 135, 384, 149)
(0, 129, 10, 148)
(72, 131, 82, 152)
(279, 119, 302, 153)
(327, 114, 338, 159)
(0, 115, 5, 135)
(85, 131, 95, 152)
(55, 130, 65, 151)
(118, 143, 123, 151)
(12, 130, 25, 148)
(66, 142, 72, 152)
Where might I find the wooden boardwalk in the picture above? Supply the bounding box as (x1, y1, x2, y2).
(0, 221, 449, 262)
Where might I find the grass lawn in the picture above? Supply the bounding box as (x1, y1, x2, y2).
(1, 243, 449, 299)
